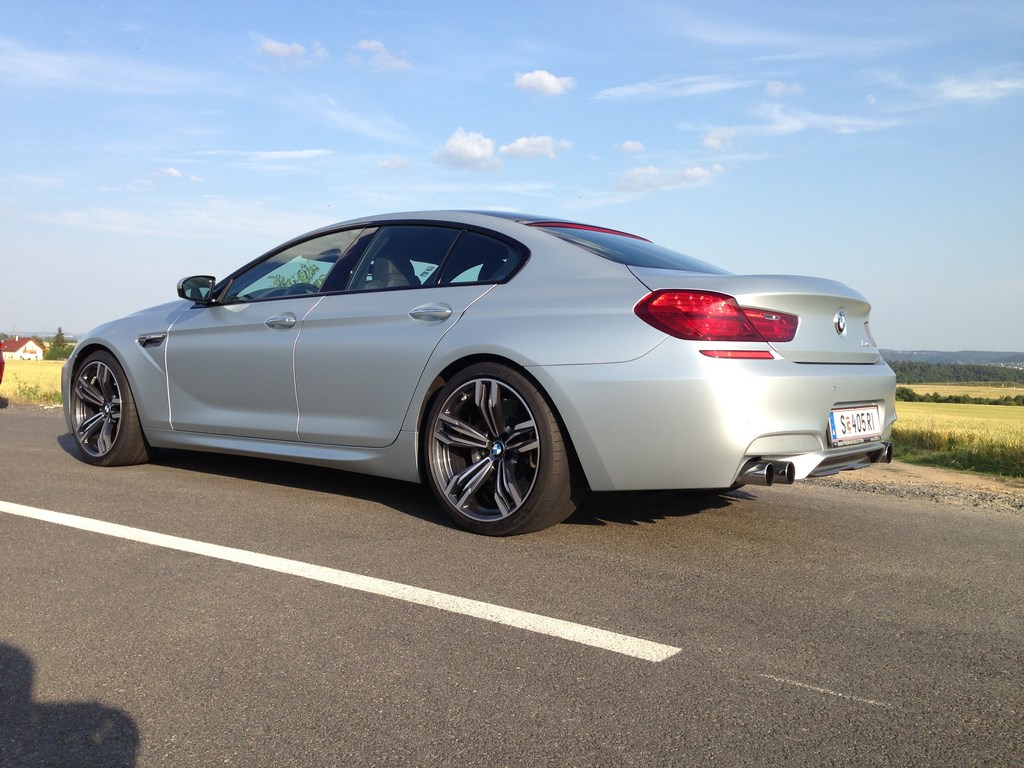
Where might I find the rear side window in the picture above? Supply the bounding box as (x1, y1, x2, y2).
(538, 226, 728, 275)
(348, 226, 461, 290)
(438, 232, 523, 284)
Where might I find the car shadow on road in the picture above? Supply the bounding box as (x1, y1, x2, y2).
(142, 448, 455, 529)
(569, 488, 753, 528)
(58, 436, 751, 533)
(0, 643, 139, 767)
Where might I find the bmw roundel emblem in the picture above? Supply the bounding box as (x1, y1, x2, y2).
(834, 309, 847, 335)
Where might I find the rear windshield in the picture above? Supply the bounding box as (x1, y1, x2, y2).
(537, 225, 729, 275)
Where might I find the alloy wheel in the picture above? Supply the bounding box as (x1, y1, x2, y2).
(72, 359, 124, 458)
(429, 377, 541, 522)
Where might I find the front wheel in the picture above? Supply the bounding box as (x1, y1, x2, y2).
(425, 363, 576, 535)
(70, 350, 151, 467)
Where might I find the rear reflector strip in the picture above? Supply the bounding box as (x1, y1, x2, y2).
(700, 350, 775, 359)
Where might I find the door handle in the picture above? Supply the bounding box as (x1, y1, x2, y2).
(265, 313, 297, 329)
(409, 304, 453, 322)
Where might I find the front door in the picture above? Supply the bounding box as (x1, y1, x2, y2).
(165, 297, 320, 440)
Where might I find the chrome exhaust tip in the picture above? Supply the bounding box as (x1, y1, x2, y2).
(738, 459, 796, 487)
(771, 461, 796, 484)
(738, 460, 775, 486)
(872, 442, 894, 464)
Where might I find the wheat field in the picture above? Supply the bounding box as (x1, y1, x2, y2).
(905, 383, 1024, 399)
(892, 401, 1024, 476)
(0, 359, 64, 404)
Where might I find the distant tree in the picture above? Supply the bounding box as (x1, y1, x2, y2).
(889, 361, 1024, 386)
(44, 326, 75, 360)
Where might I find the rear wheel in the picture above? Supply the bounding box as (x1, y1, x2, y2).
(70, 350, 151, 466)
(425, 363, 575, 535)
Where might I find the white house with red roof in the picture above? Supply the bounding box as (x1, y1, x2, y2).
(1, 337, 45, 361)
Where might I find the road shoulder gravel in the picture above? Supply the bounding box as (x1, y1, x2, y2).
(809, 460, 1024, 513)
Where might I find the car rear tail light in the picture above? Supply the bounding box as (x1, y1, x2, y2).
(739, 308, 799, 342)
(634, 290, 798, 343)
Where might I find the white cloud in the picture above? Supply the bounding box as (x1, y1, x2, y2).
(702, 103, 903, 149)
(619, 140, 645, 153)
(514, 70, 576, 96)
(869, 68, 1024, 107)
(259, 39, 306, 59)
(435, 128, 501, 171)
(250, 149, 332, 160)
(679, 19, 916, 60)
(596, 75, 757, 100)
(7, 174, 64, 189)
(253, 35, 328, 65)
(350, 40, 410, 72)
(774, 105, 901, 134)
(308, 97, 415, 145)
(617, 164, 723, 194)
(197, 149, 333, 161)
(702, 127, 736, 149)
(0, 37, 212, 94)
(935, 76, 1024, 101)
(766, 80, 804, 98)
(157, 167, 183, 178)
(379, 155, 412, 170)
(499, 136, 571, 159)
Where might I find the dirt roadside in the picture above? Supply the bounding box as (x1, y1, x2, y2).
(809, 460, 1024, 513)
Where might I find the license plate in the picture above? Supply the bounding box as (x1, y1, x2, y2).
(828, 405, 882, 447)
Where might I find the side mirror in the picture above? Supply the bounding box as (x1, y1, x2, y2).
(177, 275, 217, 304)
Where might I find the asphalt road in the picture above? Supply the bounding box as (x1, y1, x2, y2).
(1, 406, 1021, 767)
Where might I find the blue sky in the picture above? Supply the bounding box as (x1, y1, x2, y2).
(2, 1, 1022, 350)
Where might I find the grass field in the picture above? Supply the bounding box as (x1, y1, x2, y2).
(4, 358, 1021, 478)
(0, 359, 63, 405)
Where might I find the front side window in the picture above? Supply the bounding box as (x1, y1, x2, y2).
(223, 230, 362, 302)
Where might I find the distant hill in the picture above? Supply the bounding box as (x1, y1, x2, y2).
(882, 350, 1024, 367)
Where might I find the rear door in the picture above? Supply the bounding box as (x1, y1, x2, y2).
(294, 226, 525, 447)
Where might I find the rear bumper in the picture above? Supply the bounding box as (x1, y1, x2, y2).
(738, 441, 893, 487)
(530, 341, 897, 492)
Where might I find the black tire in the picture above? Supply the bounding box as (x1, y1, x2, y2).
(69, 350, 151, 467)
(425, 363, 576, 535)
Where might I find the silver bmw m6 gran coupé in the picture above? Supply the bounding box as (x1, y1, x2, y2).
(63, 210, 896, 535)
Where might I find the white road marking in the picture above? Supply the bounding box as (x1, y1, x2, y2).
(758, 674, 890, 707)
(0, 500, 681, 663)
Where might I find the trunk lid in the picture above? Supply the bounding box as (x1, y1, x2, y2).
(629, 267, 883, 364)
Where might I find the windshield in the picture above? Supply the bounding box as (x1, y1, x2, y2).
(537, 225, 729, 275)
